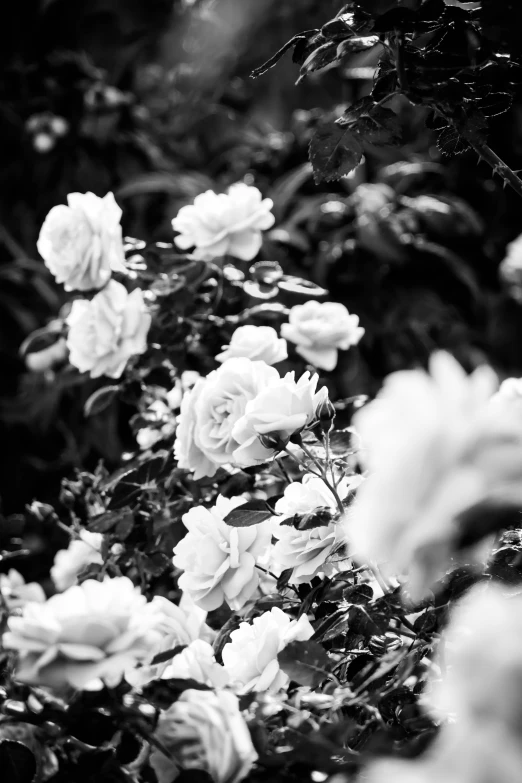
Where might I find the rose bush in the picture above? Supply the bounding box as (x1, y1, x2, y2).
(281, 300, 364, 371)
(37, 191, 125, 291)
(173, 495, 271, 611)
(172, 183, 275, 261)
(222, 607, 314, 692)
(150, 689, 257, 783)
(216, 325, 287, 365)
(66, 279, 151, 379)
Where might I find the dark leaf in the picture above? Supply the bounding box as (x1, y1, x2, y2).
(176, 771, 214, 783)
(137, 551, 171, 577)
(337, 98, 402, 146)
(251, 31, 319, 78)
(108, 455, 172, 510)
(477, 91, 513, 118)
(336, 36, 380, 57)
(223, 499, 275, 527)
(0, 741, 36, 783)
(371, 7, 419, 32)
(436, 125, 471, 156)
(313, 608, 350, 642)
(142, 678, 212, 710)
(84, 386, 120, 417)
(329, 428, 356, 457)
(278, 640, 331, 687)
(455, 501, 522, 550)
(89, 508, 134, 534)
(298, 42, 340, 81)
(309, 123, 364, 184)
(343, 583, 374, 604)
(151, 644, 187, 666)
(280, 507, 335, 530)
(378, 687, 416, 724)
(277, 568, 294, 592)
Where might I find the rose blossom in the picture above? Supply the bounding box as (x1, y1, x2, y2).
(271, 474, 362, 584)
(0, 570, 45, 611)
(231, 370, 328, 457)
(173, 495, 271, 611)
(490, 377, 522, 417)
(216, 325, 287, 365)
(162, 639, 229, 688)
(66, 279, 150, 379)
(126, 593, 213, 687)
(2, 576, 163, 690)
(51, 530, 104, 592)
(347, 351, 522, 601)
(222, 607, 314, 693)
(37, 192, 125, 291)
(174, 358, 281, 479)
(150, 689, 257, 783)
(172, 182, 274, 262)
(281, 301, 364, 371)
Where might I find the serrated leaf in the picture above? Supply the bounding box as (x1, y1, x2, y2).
(309, 123, 363, 183)
(336, 35, 380, 57)
(280, 506, 335, 530)
(337, 99, 402, 146)
(436, 125, 470, 156)
(223, 499, 274, 527)
(298, 41, 339, 81)
(313, 608, 350, 642)
(142, 678, 212, 709)
(89, 507, 133, 534)
(108, 455, 172, 510)
(0, 741, 36, 783)
(278, 640, 331, 687)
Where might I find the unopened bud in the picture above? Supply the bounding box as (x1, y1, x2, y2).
(316, 395, 336, 434)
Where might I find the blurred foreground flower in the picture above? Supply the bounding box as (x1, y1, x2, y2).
(66, 280, 150, 379)
(216, 324, 287, 365)
(222, 607, 314, 692)
(150, 689, 257, 783)
(162, 639, 229, 687)
(173, 495, 271, 611)
(3, 577, 163, 690)
(282, 301, 364, 371)
(51, 530, 104, 591)
(172, 182, 274, 261)
(347, 352, 522, 600)
(37, 192, 125, 291)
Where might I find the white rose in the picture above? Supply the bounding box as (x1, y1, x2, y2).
(490, 377, 522, 417)
(66, 280, 150, 379)
(281, 301, 364, 371)
(347, 352, 522, 601)
(172, 183, 275, 262)
(231, 371, 328, 464)
(126, 593, 213, 687)
(37, 192, 125, 291)
(150, 689, 257, 783)
(0, 570, 45, 611)
(162, 639, 229, 688)
(271, 474, 362, 584)
(174, 358, 281, 479)
(216, 325, 287, 365)
(51, 530, 104, 592)
(3, 577, 163, 690)
(173, 495, 271, 611)
(222, 607, 314, 692)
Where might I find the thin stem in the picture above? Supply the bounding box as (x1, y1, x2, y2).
(468, 140, 522, 200)
(299, 442, 345, 516)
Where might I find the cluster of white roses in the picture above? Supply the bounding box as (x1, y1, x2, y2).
(37, 191, 151, 379)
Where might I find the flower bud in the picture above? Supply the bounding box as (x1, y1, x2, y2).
(316, 394, 336, 434)
(258, 431, 289, 452)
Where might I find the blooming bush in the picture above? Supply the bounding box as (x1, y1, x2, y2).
(4, 3, 522, 780)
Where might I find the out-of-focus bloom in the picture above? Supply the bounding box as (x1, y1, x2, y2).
(37, 192, 125, 291)
(490, 377, 522, 417)
(500, 234, 522, 304)
(66, 280, 150, 379)
(172, 183, 275, 262)
(216, 325, 287, 365)
(271, 474, 362, 584)
(150, 689, 257, 783)
(51, 530, 104, 592)
(346, 352, 522, 601)
(126, 593, 213, 687)
(25, 338, 68, 374)
(3, 577, 163, 690)
(281, 301, 364, 371)
(173, 495, 271, 611)
(222, 607, 314, 692)
(136, 400, 176, 451)
(232, 371, 328, 463)
(162, 639, 229, 688)
(174, 358, 280, 479)
(0, 570, 46, 611)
